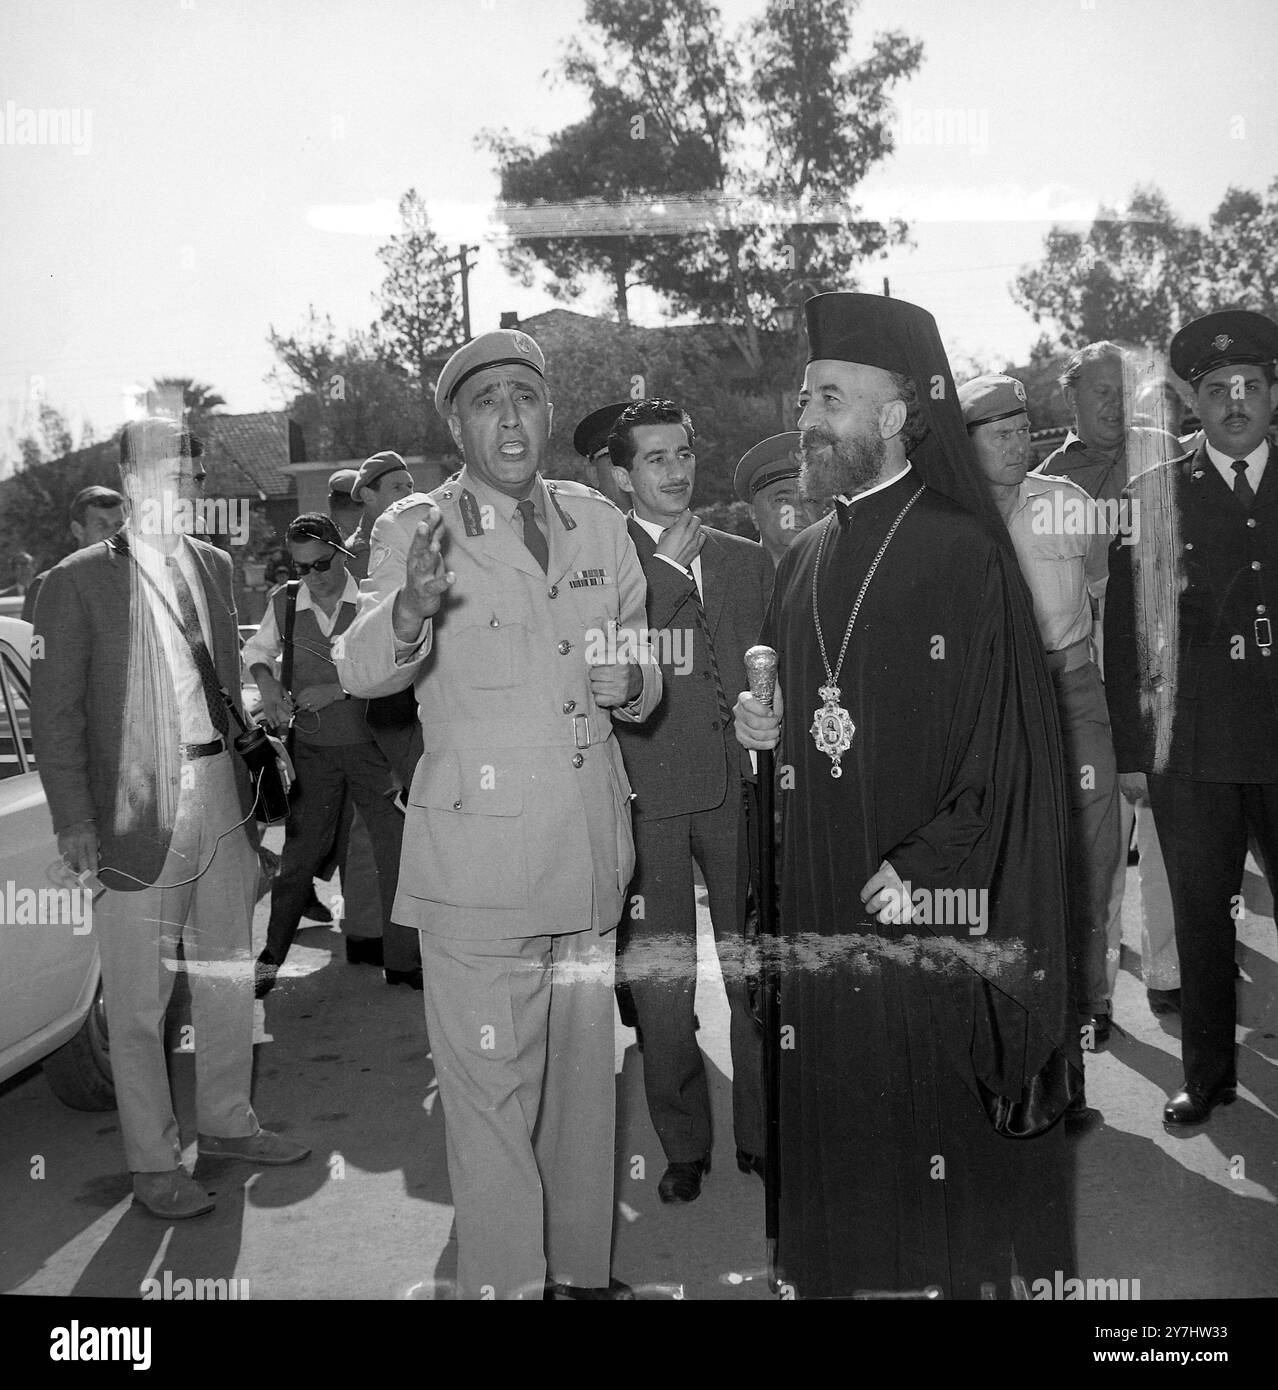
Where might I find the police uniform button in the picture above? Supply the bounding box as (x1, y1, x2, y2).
(549, 585, 559, 598)
(571, 753, 584, 768)
(563, 700, 576, 713)
(453, 800, 463, 810)
(558, 640, 572, 654)
(490, 616, 500, 627)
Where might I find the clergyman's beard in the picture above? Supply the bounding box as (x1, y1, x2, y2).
(799, 426, 886, 500)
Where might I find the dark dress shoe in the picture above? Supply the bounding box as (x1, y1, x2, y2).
(301, 888, 332, 923)
(1146, 986, 1181, 1016)
(544, 1277, 636, 1300)
(1080, 1013, 1111, 1050)
(658, 1155, 710, 1204)
(1164, 1083, 1236, 1127)
(385, 967, 423, 990)
(345, 936, 384, 967)
(254, 953, 280, 1000)
(735, 1148, 765, 1180)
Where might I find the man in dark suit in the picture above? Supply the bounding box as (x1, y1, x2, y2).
(1105, 310, 1278, 1126)
(609, 398, 771, 1203)
(31, 418, 310, 1220)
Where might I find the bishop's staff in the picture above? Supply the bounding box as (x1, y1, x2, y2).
(744, 644, 782, 1290)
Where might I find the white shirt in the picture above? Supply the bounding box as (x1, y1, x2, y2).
(629, 512, 704, 598)
(132, 532, 217, 744)
(242, 573, 360, 677)
(1205, 438, 1269, 496)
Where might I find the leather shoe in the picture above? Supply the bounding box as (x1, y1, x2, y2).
(1080, 1013, 1111, 1050)
(1164, 1083, 1236, 1127)
(385, 967, 423, 990)
(132, 1169, 215, 1220)
(344, 936, 384, 966)
(735, 1148, 765, 1180)
(198, 1129, 311, 1165)
(254, 953, 279, 1000)
(658, 1155, 710, 1204)
(544, 1277, 636, 1300)
(301, 888, 332, 923)
(1147, 986, 1181, 1016)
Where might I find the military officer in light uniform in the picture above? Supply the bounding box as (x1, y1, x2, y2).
(336, 329, 661, 1299)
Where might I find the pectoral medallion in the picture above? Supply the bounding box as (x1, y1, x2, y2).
(810, 683, 855, 777)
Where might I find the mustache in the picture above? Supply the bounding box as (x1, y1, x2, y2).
(800, 426, 837, 452)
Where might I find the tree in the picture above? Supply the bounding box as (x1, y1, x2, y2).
(266, 307, 450, 464)
(144, 377, 227, 439)
(485, 0, 921, 370)
(1012, 182, 1278, 350)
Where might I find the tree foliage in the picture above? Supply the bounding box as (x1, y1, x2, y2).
(484, 0, 921, 362)
(1013, 180, 1278, 351)
(373, 188, 464, 379)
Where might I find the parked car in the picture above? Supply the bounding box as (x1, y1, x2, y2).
(0, 616, 115, 1109)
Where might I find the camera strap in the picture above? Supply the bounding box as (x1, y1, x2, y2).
(112, 533, 249, 735)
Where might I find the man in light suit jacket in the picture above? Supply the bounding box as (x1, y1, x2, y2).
(609, 398, 772, 1204)
(335, 330, 661, 1300)
(31, 418, 310, 1221)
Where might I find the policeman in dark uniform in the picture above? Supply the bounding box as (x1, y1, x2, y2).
(1104, 309, 1278, 1126)
(574, 401, 631, 508)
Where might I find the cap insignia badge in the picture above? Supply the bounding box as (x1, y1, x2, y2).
(1214, 334, 1233, 351)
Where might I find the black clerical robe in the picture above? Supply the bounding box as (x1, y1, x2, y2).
(762, 468, 1075, 1299)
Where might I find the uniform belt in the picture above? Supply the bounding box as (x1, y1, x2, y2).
(181, 738, 226, 760)
(1044, 638, 1091, 675)
(419, 716, 613, 752)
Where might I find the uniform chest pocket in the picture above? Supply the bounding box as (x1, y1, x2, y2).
(446, 620, 523, 689)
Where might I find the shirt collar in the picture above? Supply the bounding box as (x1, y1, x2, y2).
(294, 572, 359, 614)
(629, 512, 665, 544)
(461, 466, 546, 524)
(1205, 437, 1269, 471)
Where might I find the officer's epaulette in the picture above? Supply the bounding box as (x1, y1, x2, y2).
(382, 491, 436, 521)
(545, 478, 622, 512)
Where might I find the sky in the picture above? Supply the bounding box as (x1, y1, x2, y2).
(1, 0, 1275, 470)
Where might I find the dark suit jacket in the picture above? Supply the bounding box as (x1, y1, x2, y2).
(30, 532, 257, 891)
(1104, 442, 1278, 781)
(20, 571, 46, 624)
(615, 520, 772, 821)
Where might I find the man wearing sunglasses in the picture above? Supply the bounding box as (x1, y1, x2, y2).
(245, 514, 419, 994)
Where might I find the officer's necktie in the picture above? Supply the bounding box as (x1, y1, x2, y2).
(165, 555, 229, 735)
(515, 499, 549, 574)
(1232, 460, 1257, 510)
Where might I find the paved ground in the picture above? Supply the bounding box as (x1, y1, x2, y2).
(2, 838, 1275, 1303)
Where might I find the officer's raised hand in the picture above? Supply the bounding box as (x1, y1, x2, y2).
(393, 507, 455, 639)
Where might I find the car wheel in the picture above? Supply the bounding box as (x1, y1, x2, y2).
(43, 981, 116, 1111)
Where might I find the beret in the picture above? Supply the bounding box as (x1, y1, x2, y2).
(351, 450, 410, 502)
(733, 432, 802, 503)
(327, 467, 359, 496)
(433, 329, 547, 416)
(957, 374, 1029, 430)
(1169, 310, 1278, 383)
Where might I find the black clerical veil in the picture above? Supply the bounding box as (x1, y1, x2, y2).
(804, 293, 1073, 1116)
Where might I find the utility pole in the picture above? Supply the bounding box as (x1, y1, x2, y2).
(883, 276, 891, 297)
(443, 244, 480, 340)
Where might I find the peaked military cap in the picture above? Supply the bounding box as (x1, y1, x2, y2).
(957, 374, 1030, 430)
(573, 401, 631, 460)
(734, 432, 803, 503)
(1170, 310, 1278, 383)
(433, 329, 547, 416)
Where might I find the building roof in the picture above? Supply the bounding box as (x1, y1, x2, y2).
(201, 412, 301, 499)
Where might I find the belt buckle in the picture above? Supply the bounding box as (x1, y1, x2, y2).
(573, 714, 592, 749)
(1256, 617, 1273, 650)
